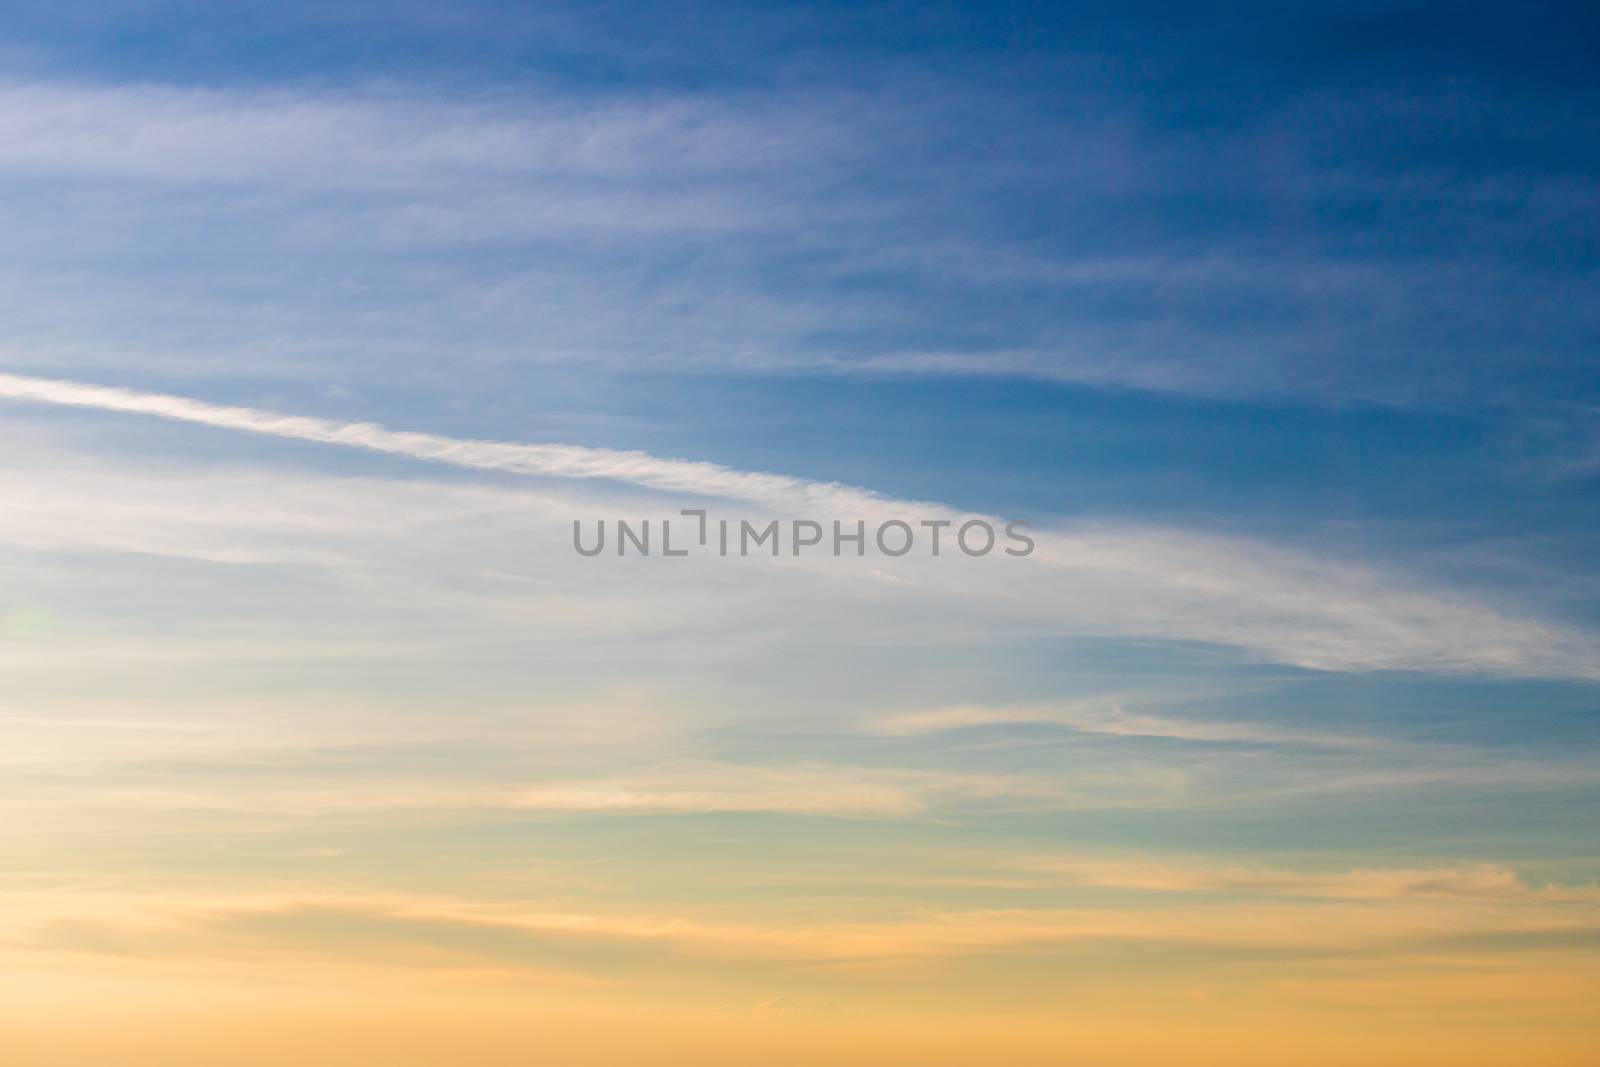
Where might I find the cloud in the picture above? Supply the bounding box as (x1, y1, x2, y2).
(0, 371, 911, 512)
(0, 81, 840, 191)
(3, 372, 1597, 679)
(6, 71, 1593, 409)
(0, 77, 1593, 415)
(872, 702, 1389, 749)
(0, 746, 1131, 823)
(508, 762, 1063, 817)
(1011, 857, 1600, 904)
(14, 875, 1600, 972)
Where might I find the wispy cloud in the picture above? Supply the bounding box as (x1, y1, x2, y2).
(14, 875, 1600, 971)
(1010, 857, 1600, 904)
(0, 371, 912, 510)
(1, 76, 1593, 410)
(3, 372, 1596, 679)
(872, 702, 1389, 749)
(509, 762, 1058, 817)
(0, 81, 841, 192)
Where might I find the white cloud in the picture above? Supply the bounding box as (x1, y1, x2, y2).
(2, 371, 1597, 679)
(509, 762, 1054, 817)
(872, 702, 1390, 749)
(0, 81, 839, 190)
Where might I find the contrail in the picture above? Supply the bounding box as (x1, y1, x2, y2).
(0, 371, 933, 517)
(3, 369, 1597, 679)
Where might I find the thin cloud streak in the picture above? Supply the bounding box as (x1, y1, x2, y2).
(0, 81, 840, 189)
(873, 703, 1392, 749)
(0, 371, 911, 513)
(4, 371, 1599, 680)
(13, 882, 1600, 969)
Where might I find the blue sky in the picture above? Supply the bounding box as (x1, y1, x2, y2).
(1, 0, 1596, 728)
(3, 4, 1597, 507)
(0, 6, 1598, 1062)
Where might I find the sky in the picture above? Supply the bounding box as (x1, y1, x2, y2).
(1, 3, 1598, 1064)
